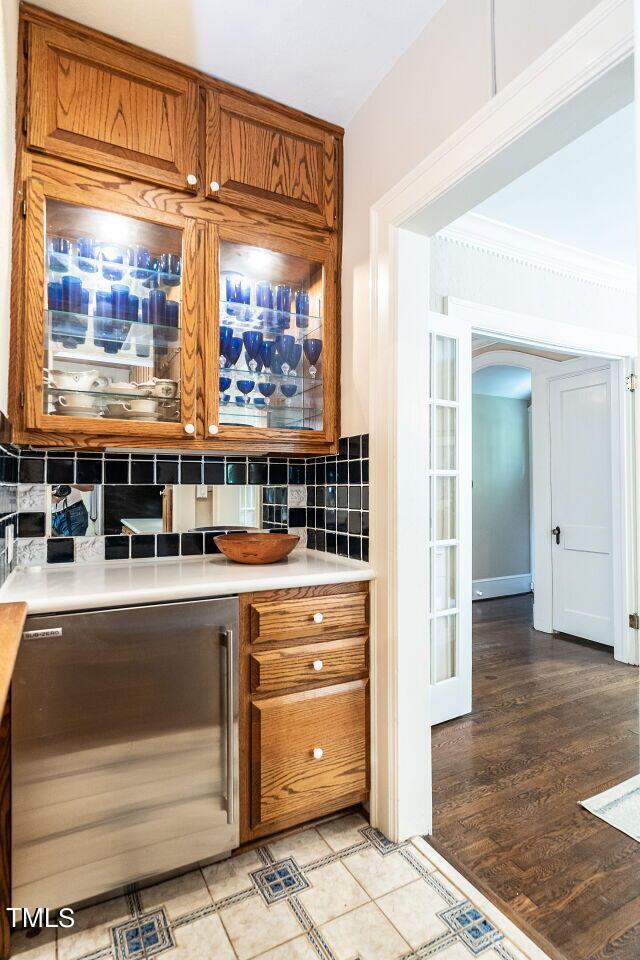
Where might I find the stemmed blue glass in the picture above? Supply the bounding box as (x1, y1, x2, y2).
(258, 381, 277, 406)
(275, 334, 295, 375)
(224, 336, 243, 369)
(236, 379, 255, 404)
(220, 326, 233, 368)
(219, 375, 232, 402)
(303, 338, 323, 378)
(280, 383, 298, 406)
(259, 339, 274, 372)
(295, 290, 310, 328)
(242, 330, 264, 372)
(288, 343, 303, 376)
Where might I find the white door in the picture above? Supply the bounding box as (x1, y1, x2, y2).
(550, 364, 613, 645)
(428, 312, 472, 725)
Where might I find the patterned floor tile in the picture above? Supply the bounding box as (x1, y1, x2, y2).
(218, 895, 301, 959)
(162, 914, 235, 959)
(268, 827, 333, 866)
(112, 910, 173, 959)
(251, 858, 310, 904)
(321, 901, 411, 959)
(376, 878, 452, 949)
(317, 812, 369, 851)
(253, 935, 320, 959)
(297, 859, 369, 926)
(439, 902, 503, 955)
(343, 846, 418, 898)
(139, 870, 213, 922)
(202, 849, 262, 902)
(57, 896, 131, 960)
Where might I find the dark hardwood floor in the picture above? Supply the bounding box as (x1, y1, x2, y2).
(431, 594, 640, 960)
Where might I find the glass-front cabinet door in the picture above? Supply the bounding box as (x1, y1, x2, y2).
(23, 180, 198, 440)
(209, 229, 335, 445)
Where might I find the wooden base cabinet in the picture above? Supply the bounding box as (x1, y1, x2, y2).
(240, 582, 370, 842)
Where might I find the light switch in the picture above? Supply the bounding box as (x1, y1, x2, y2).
(196, 485, 208, 500)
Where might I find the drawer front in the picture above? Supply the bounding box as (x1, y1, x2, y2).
(207, 90, 337, 229)
(251, 681, 368, 827)
(250, 637, 367, 694)
(250, 592, 368, 644)
(28, 24, 199, 191)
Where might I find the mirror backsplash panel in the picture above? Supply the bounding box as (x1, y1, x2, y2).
(1, 437, 369, 573)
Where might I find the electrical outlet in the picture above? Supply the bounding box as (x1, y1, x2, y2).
(196, 485, 208, 500)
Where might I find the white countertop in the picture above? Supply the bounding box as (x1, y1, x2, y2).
(0, 550, 374, 614)
(120, 518, 164, 534)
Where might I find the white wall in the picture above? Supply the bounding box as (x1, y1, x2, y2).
(342, 0, 603, 437)
(0, 0, 18, 418)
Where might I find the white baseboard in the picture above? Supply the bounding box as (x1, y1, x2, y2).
(473, 574, 532, 600)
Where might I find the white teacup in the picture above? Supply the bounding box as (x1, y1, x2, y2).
(105, 381, 140, 395)
(45, 368, 107, 391)
(126, 397, 158, 414)
(55, 392, 99, 411)
(138, 378, 178, 398)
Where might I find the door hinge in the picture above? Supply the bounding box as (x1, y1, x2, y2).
(629, 613, 639, 630)
(625, 374, 637, 392)
(21, 198, 27, 218)
(19, 391, 25, 409)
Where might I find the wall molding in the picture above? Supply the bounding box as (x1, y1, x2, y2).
(473, 574, 532, 600)
(437, 213, 636, 294)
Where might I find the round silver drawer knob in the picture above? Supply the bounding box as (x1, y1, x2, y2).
(186, 173, 198, 186)
(210, 180, 221, 192)
(184, 423, 195, 435)
(208, 424, 219, 435)
(312, 747, 324, 760)
(312, 659, 324, 671)
(313, 612, 324, 624)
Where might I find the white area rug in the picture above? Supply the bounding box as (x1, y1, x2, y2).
(580, 774, 640, 842)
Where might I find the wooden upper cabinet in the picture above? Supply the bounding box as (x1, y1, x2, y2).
(206, 90, 338, 229)
(26, 23, 199, 192)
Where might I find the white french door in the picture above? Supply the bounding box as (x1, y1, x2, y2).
(428, 312, 472, 725)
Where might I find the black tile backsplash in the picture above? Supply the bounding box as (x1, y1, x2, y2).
(0, 445, 18, 588)
(11, 435, 369, 566)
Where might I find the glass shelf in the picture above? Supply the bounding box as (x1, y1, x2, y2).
(48, 251, 182, 289)
(45, 309, 181, 370)
(218, 370, 322, 395)
(220, 300, 322, 338)
(219, 399, 322, 430)
(44, 386, 180, 422)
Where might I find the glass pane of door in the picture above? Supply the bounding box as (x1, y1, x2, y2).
(432, 615, 457, 683)
(218, 240, 324, 431)
(44, 200, 183, 424)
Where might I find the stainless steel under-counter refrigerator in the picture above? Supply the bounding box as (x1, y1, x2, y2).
(12, 597, 238, 910)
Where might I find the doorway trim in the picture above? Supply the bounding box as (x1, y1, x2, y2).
(368, 0, 634, 842)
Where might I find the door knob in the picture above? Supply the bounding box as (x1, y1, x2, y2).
(208, 424, 218, 435)
(552, 526, 561, 545)
(312, 659, 324, 671)
(184, 423, 195, 435)
(210, 180, 221, 192)
(186, 173, 198, 186)
(313, 612, 324, 624)
(312, 747, 324, 760)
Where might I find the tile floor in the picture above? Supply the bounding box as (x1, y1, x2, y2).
(11, 813, 548, 960)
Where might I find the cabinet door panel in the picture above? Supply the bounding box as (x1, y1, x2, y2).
(251, 681, 368, 828)
(28, 24, 198, 191)
(207, 91, 337, 229)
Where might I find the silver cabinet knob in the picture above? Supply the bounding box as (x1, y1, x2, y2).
(184, 423, 195, 435)
(186, 173, 198, 186)
(313, 612, 324, 624)
(210, 180, 221, 192)
(208, 424, 218, 435)
(312, 747, 324, 760)
(313, 659, 324, 671)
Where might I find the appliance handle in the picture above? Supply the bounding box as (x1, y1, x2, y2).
(221, 627, 235, 824)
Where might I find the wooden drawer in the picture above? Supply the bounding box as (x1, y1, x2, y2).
(250, 637, 367, 694)
(251, 680, 368, 828)
(206, 90, 338, 229)
(27, 23, 199, 191)
(250, 592, 368, 644)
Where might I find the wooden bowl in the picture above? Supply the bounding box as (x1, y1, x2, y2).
(213, 532, 299, 564)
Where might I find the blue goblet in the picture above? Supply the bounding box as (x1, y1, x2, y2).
(242, 330, 264, 372)
(258, 381, 276, 406)
(219, 375, 232, 394)
(259, 339, 274, 371)
(224, 336, 243, 368)
(303, 337, 323, 378)
(237, 379, 255, 402)
(288, 342, 303, 376)
(220, 325, 233, 367)
(295, 290, 310, 328)
(275, 334, 295, 375)
(280, 383, 298, 405)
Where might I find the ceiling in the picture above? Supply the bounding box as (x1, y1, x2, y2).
(472, 365, 532, 401)
(474, 103, 636, 265)
(33, 0, 445, 126)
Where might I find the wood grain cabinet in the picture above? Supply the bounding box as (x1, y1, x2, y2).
(206, 91, 338, 230)
(26, 22, 199, 192)
(10, 6, 343, 452)
(240, 582, 370, 842)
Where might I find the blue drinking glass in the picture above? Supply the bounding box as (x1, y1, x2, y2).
(288, 342, 302, 375)
(224, 336, 243, 368)
(295, 290, 310, 328)
(280, 383, 298, 405)
(48, 280, 64, 344)
(159, 253, 181, 287)
(275, 334, 295, 375)
(142, 257, 161, 288)
(256, 280, 274, 325)
(101, 244, 126, 281)
(219, 376, 232, 394)
(303, 337, 323, 377)
(242, 330, 264, 371)
(271, 353, 284, 375)
(258, 381, 276, 405)
(165, 300, 180, 343)
(259, 339, 274, 371)
(77, 236, 98, 273)
(136, 296, 151, 358)
(237, 379, 255, 401)
(48, 236, 70, 273)
(129, 245, 152, 280)
(59, 275, 85, 348)
(275, 284, 291, 330)
(94, 290, 113, 351)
